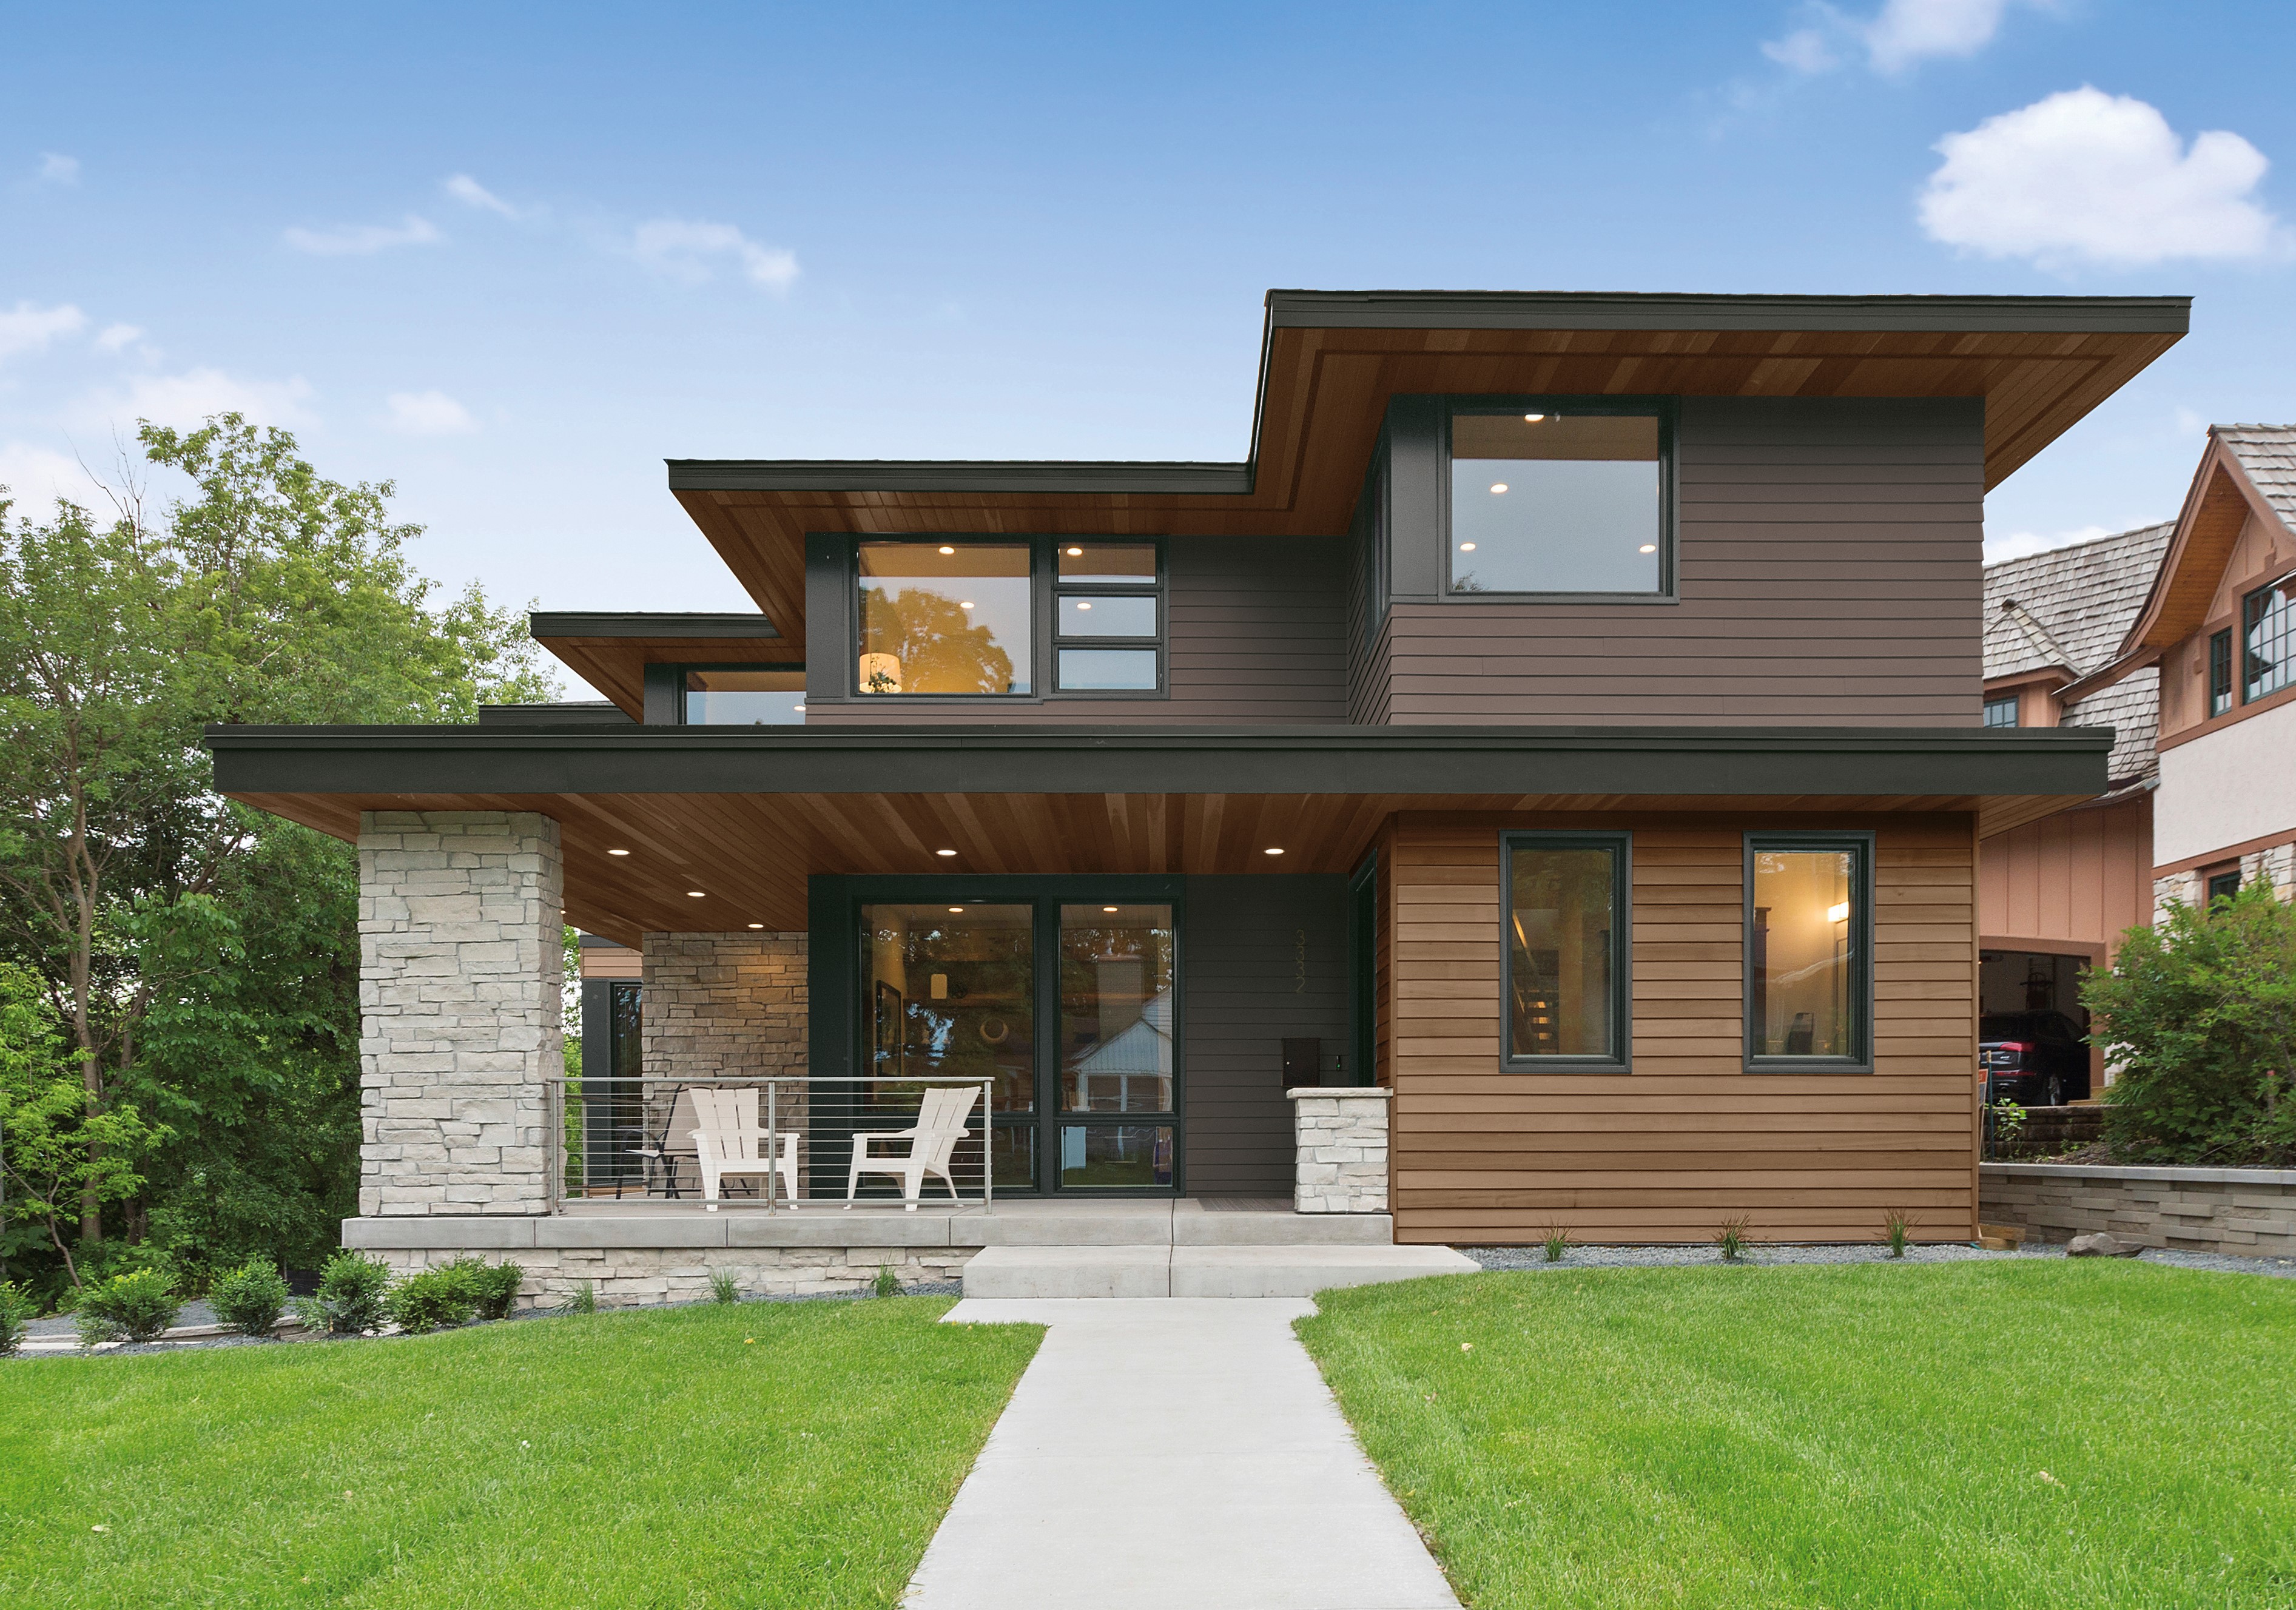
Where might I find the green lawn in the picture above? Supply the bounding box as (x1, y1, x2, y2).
(1298, 1261, 2296, 1609)
(1, 1296, 1041, 1609)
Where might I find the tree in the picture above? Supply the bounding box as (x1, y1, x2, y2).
(0, 415, 553, 1287)
(2087, 880, 2296, 1166)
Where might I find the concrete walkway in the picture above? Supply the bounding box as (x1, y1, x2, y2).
(903, 1298, 1461, 1610)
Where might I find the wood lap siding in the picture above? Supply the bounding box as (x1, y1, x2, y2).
(1387, 810, 1978, 1244)
(1378, 397, 1986, 727)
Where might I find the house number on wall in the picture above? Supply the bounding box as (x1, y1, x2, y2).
(1295, 928, 1307, 994)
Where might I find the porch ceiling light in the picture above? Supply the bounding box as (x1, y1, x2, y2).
(1066, 546, 1083, 555)
(938, 545, 956, 554)
(1524, 413, 1546, 422)
(687, 890, 706, 898)
(935, 848, 957, 857)
(607, 847, 630, 856)
(1102, 905, 1119, 912)
(1264, 847, 1284, 856)
(747, 923, 764, 929)
(948, 906, 964, 913)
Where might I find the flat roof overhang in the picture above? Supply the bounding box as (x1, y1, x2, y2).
(210, 723, 2108, 944)
(528, 611, 786, 716)
(667, 288, 2190, 657)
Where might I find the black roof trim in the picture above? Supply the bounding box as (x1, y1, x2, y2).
(1264, 289, 2195, 334)
(208, 723, 2110, 803)
(666, 460, 1254, 495)
(529, 611, 783, 639)
(477, 701, 636, 730)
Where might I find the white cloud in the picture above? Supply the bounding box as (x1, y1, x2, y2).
(1761, 28, 1839, 72)
(36, 152, 80, 186)
(93, 322, 144, 353)
(282, 213, 442, 256)
(1763, 0, 2045, 77)
(72, 367, 317, 431)
(1921, 88, 2284, 268)
(383, 389, 477, 436)
(444, 173, 520, 217)
(0, 300, 87, 362)
(1985, 524, 2110, 563)
(630, 217, 799, 293)
(0, 440, 110, 514)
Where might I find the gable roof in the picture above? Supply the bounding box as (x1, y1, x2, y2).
(1983, 522, 2175, 682)
(669, 288, 2189, 656)
(2216, 424, 2296, 528)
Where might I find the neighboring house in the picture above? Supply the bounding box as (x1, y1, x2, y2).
(206, 288, 2187, 1255)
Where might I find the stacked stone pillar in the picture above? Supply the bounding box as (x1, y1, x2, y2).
(358, 810, 563, 1216)
(1287, 1086, 1392, 1213)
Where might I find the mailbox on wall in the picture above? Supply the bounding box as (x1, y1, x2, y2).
(1282, 1037, 1321, 1086)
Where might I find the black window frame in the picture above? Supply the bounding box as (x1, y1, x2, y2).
(2206, 866, 2243, 904)
(846, 536, 1167, 702)
(1981, 693, 2019, 729)
(2240, 571, 2295, 706)
(1500, 830, 1632, 1074)
(2209, 627, 2234, 717)
(1743, 831, 1874, 1076)
(673, 661, 809, 725)
(1439, 396, 1679, 604)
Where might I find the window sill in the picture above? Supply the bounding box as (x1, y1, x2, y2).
(1743, 1058, 1876, 1076)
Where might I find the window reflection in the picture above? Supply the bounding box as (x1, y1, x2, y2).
(1449, 411, 1662, 594)
(863, 904, 1035, 1125)
(857, 542, 1031, 695)
(1059, 904, 1174, 1114)
(1506, 841, 1618, 1060)
(684, 667, 806, 724)
(1749, 847, 1862, 1059)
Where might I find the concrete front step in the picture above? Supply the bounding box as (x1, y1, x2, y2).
(961, 1242, 1477, 1299)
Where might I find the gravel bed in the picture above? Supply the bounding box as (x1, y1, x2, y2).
(1463, 1242, 2296, 1278)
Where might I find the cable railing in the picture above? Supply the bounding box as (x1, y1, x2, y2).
(544, 1073, 997, 1213)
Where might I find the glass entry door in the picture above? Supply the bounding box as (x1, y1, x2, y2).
(860, 895, 1178, 1193)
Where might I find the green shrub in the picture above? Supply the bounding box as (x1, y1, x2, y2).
(2089, 882, 2296, 1166)
(295, 1250, 392, 1336)
(76, 1268, 183, 1346)
(209, 1258, 291, 1338)
(0, 1281, 33, 1357)
(463, 1259, 524, 1321)
(1879, 1210, 1914, 1259)
(386, 1267, 478, 1335)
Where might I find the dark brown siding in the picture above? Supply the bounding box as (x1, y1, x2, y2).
(1374, 397, 1985, 726)
(1182, 875, 1351, 1196)
(813, 536, 1347, 726)
(1385, 809, 1979, 1244)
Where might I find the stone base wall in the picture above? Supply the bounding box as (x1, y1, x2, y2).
(2154, 840, 2294, 923)
(379, 1243, 974, 1307)
(639, 932, 810, 1191)
(1982, 1162, 2296, 1258)
(1288, 1088, 1390, 1213)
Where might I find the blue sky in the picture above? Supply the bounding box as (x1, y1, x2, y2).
(4, 1, 2292, 696)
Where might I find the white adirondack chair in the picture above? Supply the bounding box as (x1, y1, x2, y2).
(845, 1085, 979, 1210)
(688, 1086, 800, 1210)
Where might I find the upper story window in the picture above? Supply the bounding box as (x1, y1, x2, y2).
(857, 541, 1032, 695)
(2209, 628, 2234, 716)
(853, 538, 1164, 698)
(2241, 571, 2294, 704)
(1447, 403, 1670, 596)
(682, 665, 806, 724)
(1982, 694, 2019, 728)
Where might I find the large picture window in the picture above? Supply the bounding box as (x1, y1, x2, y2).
(1502, 832, 1629, 1069)
(2241, 572, 2294, 704)
(1745, 834, 1872, 1071)
(857, 541, 1033, 695)
(1448, 404, 1670, 596)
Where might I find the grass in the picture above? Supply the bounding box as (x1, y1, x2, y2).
(1, 1296, 1041, 1609)
(1298, 1261, 2296, 1609)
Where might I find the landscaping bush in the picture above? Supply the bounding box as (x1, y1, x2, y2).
(2089, 881, 2296, 1166)
(440, 1256, 523, 1321)
(385, 1267, 478, 1335)
(209, 1257, 291, 1338)
(0, 1281, 33, 1357)
(295, 1250, 392, 1336)
(76, 1268, 183, 1346)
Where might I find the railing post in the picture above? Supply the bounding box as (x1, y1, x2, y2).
(982, 1077, 994, 1209)
(767, 1077, 781, 1210)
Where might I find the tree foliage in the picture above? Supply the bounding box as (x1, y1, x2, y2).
(2087, 880, 2296, 1166)
(0, 415, 553, 1297)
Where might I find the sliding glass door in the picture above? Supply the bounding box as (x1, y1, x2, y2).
(856, 885, 1180, 1194)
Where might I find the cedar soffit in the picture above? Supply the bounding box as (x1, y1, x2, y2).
(668, 289, 2189, 639)
(529, 611, 787, 718)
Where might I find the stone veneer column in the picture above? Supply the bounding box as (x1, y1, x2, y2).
(1287, 1086, 1392, 1213)
(359, 810, 562, 1216)
(641, 932, 810, 1190)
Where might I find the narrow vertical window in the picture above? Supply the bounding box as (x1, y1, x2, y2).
(1502, 833, 1629, 1069)
(2242, 574, 2294, 704)
(2209, 628, 2234, 717)
(1746, 835, 1872, 1069)
(1054, 542, 1162, 693)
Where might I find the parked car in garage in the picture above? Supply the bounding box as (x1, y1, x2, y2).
(1979, 1010, 2092, 1106)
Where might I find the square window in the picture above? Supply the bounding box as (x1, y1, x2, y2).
(1746, 836, 1871, 1069)
(1449, 408, 1666, 594)
(857, 541, 1032, 695)
(1502, 833, 1629, 1069)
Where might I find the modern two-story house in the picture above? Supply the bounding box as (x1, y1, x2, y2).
(207, 289, 2186, 1292)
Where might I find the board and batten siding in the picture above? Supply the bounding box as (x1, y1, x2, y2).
(1372, 397, 1986, 726)
(809, 534, 1348, 726)
(1385, 810, 1979, 1244)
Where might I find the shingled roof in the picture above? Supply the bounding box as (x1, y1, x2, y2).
(2215, 424, 2296, 530)
(1984, 521, 2175, 788)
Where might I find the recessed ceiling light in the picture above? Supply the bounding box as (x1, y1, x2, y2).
(1102, 905, 1119, 912)
(687, 890, 706, 898)
(792, 703, 806, 712)
(1524, 413, 1546, 423)
(1459, 542, 1476, 552)
(936, 848, 957, 857)
(747, 923, 764, 930)
(948, 906, 964, 913)
(1066, 546, 1083, 556)
(1639, 544, 1657, 554)
(1489, 482, 1508, 494)
(938, 545, 956, 554)
(1076, 601, 1092, 610)
(607, 848, 631, 856)
(959, 600, 974, 609)
(1264, 847, 1285, 856)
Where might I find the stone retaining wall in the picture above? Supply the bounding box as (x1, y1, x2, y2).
(377, 1243, 971, 1307)
(1287, 1086, 1390, 1213)
(1981, 1162, 2296, 1258)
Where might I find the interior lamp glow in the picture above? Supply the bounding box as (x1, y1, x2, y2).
(1826, 901, 1851, 924)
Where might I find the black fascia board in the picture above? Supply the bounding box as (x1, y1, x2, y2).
(207, 724, 2111, 803)
(665, 460, 1254, 496)
(1264, 289, 2194, 335)
(528, 610, 782, 639)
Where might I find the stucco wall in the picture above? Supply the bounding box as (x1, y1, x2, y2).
(2155, 698, 2296, 866)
